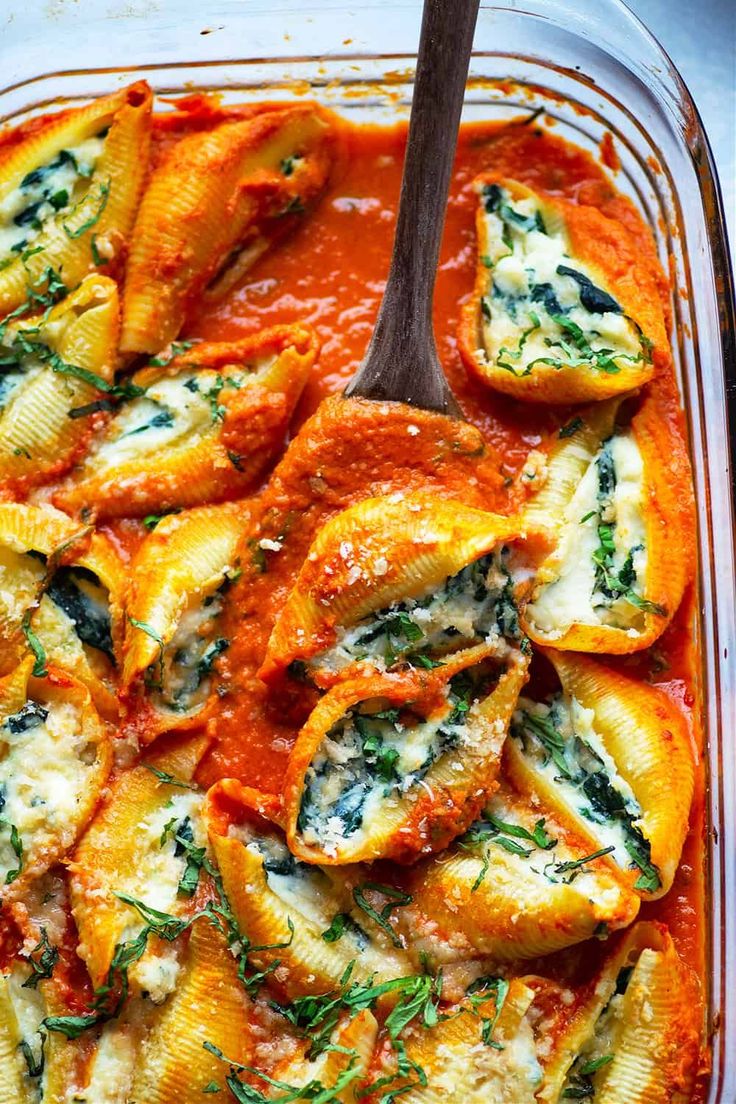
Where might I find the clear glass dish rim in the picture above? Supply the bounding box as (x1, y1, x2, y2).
(0, 2, 734, 1100)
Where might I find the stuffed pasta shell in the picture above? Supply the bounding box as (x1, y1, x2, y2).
(0, 658, 111, 900)
(0, 502, 124, 717)
(205, 778, 413, 1001)
(121, 106, 334, 354)
(0, 955, 81, 1103)
(236, 1010, 377, 1104)
(458, 177, 664, 404)
(364, 978, 542, 1104)
(284, 644, 529, 865)
(0, 274, 119, 491)
(404, 776, 639, 966)
(260, 494, 529, 688)
(69, 733, 210, 1004)
(505, 650, 694, 899)
(127, 919, 253, 1103)
(0, 82, 151, 315)
(521, 396, 692, 652)
(121, 502, 246, 741)
(55, 323, 318, 518)
(536, 922, 702, 1103)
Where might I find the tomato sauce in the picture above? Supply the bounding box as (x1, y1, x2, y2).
(0, 95, 707, 1094)
(161, 106, 704, 1000)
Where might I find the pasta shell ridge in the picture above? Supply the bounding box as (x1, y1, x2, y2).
(0, 275, 120, 489)
(405, 776, 640, 964)
(121, 501, 246, 741)
(371, 979, 541, 1103)
(69, 731, 210, 996)
(261, 493, 527, 687)
(521, 396, 690, 653)
(120, 106, 333, 354)
(129, 918, 253, 1103)
(539, 648, 695, 898)
(204, 778, 414, 1000)
(0, 501, 125, 714)
(537, 921, 702, 1104)
(55, 322, 318, 519)
(0, 82, 152, 314)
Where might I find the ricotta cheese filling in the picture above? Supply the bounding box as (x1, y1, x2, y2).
(313, 547, 521, 679)
(527, 430, 652, 635)
(297, 667, 492, 856)
(152, 586, 229, 716)
(477, 182, 649, 378)
(560, 964, 633, 1100)
(0, 696, 99, 884)
(510, 694, 660, 893)
(245, 831, 369, 950)
(117, 789, 205, 1004)
(0, 133, 106, 259)
(4, 967, 46, 1099)
(89, 360, 266, 471)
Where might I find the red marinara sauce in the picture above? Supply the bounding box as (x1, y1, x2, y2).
(162, 105, 703, 1002)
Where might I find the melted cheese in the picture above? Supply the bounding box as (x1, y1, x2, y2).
(0, 698, 97, 883)
(4, 968, 45, 1101)
(527, 430, 647, 636)
(0, 546, 44, 628)
(116, 790, 204, 1004)
(511, 694, 645, 872)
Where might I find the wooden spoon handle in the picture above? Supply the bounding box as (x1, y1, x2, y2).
(345, 0, 480, 414)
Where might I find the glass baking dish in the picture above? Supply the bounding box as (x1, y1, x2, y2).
(2, 0, 734, 1098)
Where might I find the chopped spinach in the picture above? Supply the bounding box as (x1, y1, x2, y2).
(556, 264, 621, 314)
(4, 700, 48, 735)
(46, 566, 114, 661)
(22, 927, 59, 988)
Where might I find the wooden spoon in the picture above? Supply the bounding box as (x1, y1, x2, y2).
(345, 0, 480, 414)
(206, 0, 495, 787)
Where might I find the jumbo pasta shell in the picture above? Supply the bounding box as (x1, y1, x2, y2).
(521, 394, 692, 652)
(72, 1000, 152, 1104)
(537, 922, 702, 1103)
(0, 82, 152, 314)
(405, 778, 639, 964)
(120, 106, 333, 354)
(285, 644, 529, 865)
(260, 494, 528, 687)
(0, 962, 82, 1104)
(504, 650, 694, 899)
(0, 502, 125, 716)
(69, 732, 210, 1001)
(0, 658, 111, 901)
(205, 778, 413, 1001)
(265, 1010, 378, 1104)
(458, 177, 662, 404)
(0, 275, 119, 491)
(121, 501, 246, 741)
(56, 323, 319, 519)
(129, 918, 253, 1103)
(370, 979, 542, 1103)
